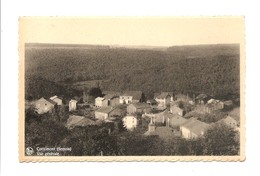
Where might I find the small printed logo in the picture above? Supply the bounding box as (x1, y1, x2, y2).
(26, 147, 34, 156)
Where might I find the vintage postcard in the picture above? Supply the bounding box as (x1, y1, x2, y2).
(19, 17, 245, 162)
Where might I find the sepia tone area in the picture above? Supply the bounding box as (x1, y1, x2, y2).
(19, 17, 245, 161)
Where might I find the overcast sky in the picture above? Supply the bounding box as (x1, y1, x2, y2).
(19, 17, 244, 46)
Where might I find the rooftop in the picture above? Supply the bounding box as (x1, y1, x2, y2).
(38, 97, 57, 105)
(95, 106, 115, 114)
(181, 117, 210, 135)
(121, 91, 142, 100)
(103, 94, 118, 99)
(147, 126, 176, 140)
(66, 115, 96, 129)
(165, 113, 187, 127)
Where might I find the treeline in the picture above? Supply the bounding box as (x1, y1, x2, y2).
(25, 76, 81, 100)
(25, 109, 240, 156)
(25, 44, 240, 99)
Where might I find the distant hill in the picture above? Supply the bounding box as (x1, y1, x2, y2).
(25, 43, 110, 49)
(25, 43, 240, 99)
(167, 44, 239, 58)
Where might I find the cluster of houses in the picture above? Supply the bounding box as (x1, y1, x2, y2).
(32, 90, 240, 140)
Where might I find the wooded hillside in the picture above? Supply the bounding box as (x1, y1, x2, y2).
(25, 44, 240, 99)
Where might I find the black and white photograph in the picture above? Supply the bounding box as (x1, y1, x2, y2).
(19, 17, 245, 161)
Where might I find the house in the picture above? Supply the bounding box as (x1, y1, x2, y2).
(103, 94, 120, 107)
(66, 115, 96, 129)
(144, 117, 179, 139)
(127, 103, 152, 114)
(175, 93, 194, 104)
(205, 99, 224, 113)
(165, 113, 187, 128)
(155, 92, 173, 108)
(122, 115, 138, 130)
(119, 91, 143, 104)
(218, 115, 238, 128)
(95, 107, 115, 120)
(180, 117, 210, 139)
(195, 94, 211, 104)
(95, 106, 123, 120)
(143, 110, 168, 125)
(223, 100, 233, 108)
(49, 95, 63, 106)
(69, 99, 78, 112)
(170, 104, 185, 116)
(34, 97, 57, 114)
(95, 97, 106, 107)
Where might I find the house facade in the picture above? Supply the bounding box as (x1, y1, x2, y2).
(155, 92, 172, 108)
(119, 91, 143, 104)
(69, 99, 78, 112)
(122, 115, 138, 130)
(95, 97, 105, 107)
(95, 107, 115, 120)
(103, 94, 120, 107)
(180, 118, 210, 139)
(127, 103, 151, 114)
(49, 95, 63, 106)
(34, 97, 57, 114)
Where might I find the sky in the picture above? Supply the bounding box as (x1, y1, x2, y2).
(19, 17, 244, 46)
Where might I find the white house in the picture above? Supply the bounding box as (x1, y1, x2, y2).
(69, 99, 78, 112)
(122, 115, 138, 130)
(34, 97, 57, 114)
(95, 97, 105, 107)
(119, 91, 142, 104)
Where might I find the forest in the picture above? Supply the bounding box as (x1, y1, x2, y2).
(25, 43, 240, 100)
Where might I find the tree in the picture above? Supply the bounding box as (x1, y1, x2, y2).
(88, 87, 102, 102)
(202, 123, 239, 155)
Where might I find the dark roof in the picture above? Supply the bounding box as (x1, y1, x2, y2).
(103, 94, 119, 100)
(196, 94, 208, 100)
(181, 118, 210, 135)
(95, 106, 115, 114)
(121, 91, 142, 100)
(46, 99, 57, 105)
(103, 91, 121, 96)
(130, 102, 151, 109)
(156, 92, 172, 99)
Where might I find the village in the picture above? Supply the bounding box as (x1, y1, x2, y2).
(29, 89, 240, 141)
